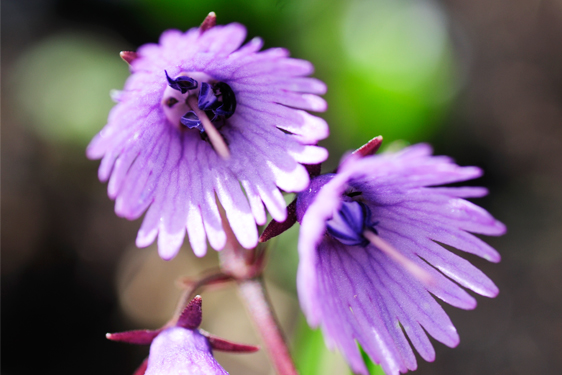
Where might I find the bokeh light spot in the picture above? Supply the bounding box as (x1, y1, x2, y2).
(12, 33, 129, 146)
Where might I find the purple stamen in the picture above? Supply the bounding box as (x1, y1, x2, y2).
(180, 111, 204, 132)
(165, 70, 198, 94)
(195, 81, 236, 122)
(326, 200, 378, 246)
(213, 82, 236, 118)
(198, 82, 218, 110)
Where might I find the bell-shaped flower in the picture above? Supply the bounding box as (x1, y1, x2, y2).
(295, 143, 505, 375)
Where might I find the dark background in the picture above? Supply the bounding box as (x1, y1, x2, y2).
(2, 0, 562, 374)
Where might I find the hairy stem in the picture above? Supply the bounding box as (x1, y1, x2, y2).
(238, 277, 298, 375)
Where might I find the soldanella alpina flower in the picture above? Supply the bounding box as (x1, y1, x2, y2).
(87, 14, 328, 260)
(295, 143, 506, 375)
(107, 296, 258, 375)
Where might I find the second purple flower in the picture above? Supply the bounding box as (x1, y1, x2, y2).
(296, 144, 506, 375)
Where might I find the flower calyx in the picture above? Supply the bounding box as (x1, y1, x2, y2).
(107, 295, 258, 375)
(259, 136, 384, 243)
(107, 295, 257, 352)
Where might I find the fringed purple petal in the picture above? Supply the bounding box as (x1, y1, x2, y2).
(375, 203, 502, 262)
(236, 101, 329, 144)
(238, 91, 327, 112)
(428, 186, 489, 198)
(229, 37, 263, 58)
(241, 180, 267, 225)
(186, 203, 207, 257)
(215, 170, 258, 250)
(233, 76, 327, 95)
(197, 23, 247, 55)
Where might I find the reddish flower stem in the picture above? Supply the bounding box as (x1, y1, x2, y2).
(216, 203, 298, 375)
(237, 277, 298, 375)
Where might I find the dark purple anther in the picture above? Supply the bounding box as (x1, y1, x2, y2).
(180, 111, 204, 132)
(165, 70, 198, 94)
(326, 200, 378, 247)
(213, 82, 236, 118)
(198, 82, 218, 110)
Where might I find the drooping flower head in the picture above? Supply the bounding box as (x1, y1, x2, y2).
(87, 13, 328, 260)
(107, 295, 258, 375)
(296, 144, 506, 375)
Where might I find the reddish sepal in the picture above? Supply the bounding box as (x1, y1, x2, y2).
(200, 12, 217, 33)
(106, 329, 162, 345)
(259, 198, 297, 243)
(201, 330, 259, 353)
(353, 135, 383, 157)
(177, 295, 203, 329)
(120, 51, 138, 65)
(133, 358, 148, 375)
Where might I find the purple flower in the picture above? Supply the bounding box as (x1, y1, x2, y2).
(296, 144, 506, 375)
(87, 16, 328, 260)
(145, 327, 228, 375)
(107, 296, 258, 375)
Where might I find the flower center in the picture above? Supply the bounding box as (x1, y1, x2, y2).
(161, 71, 237, 132)
(326, 200, 379, 247)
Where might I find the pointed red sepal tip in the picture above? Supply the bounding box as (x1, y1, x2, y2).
(200, 12, 217, 33)
(133, 358, 148, 375)
(120, 51, 138, 65)
(202, 331, 259, 353)
(106, 329, 162, 345)
(259, 198, 297, 243)
(177, 295, 203, 329)
(353, 135, 383, 157)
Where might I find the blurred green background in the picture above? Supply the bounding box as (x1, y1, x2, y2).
(3, 0, 562, 374)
